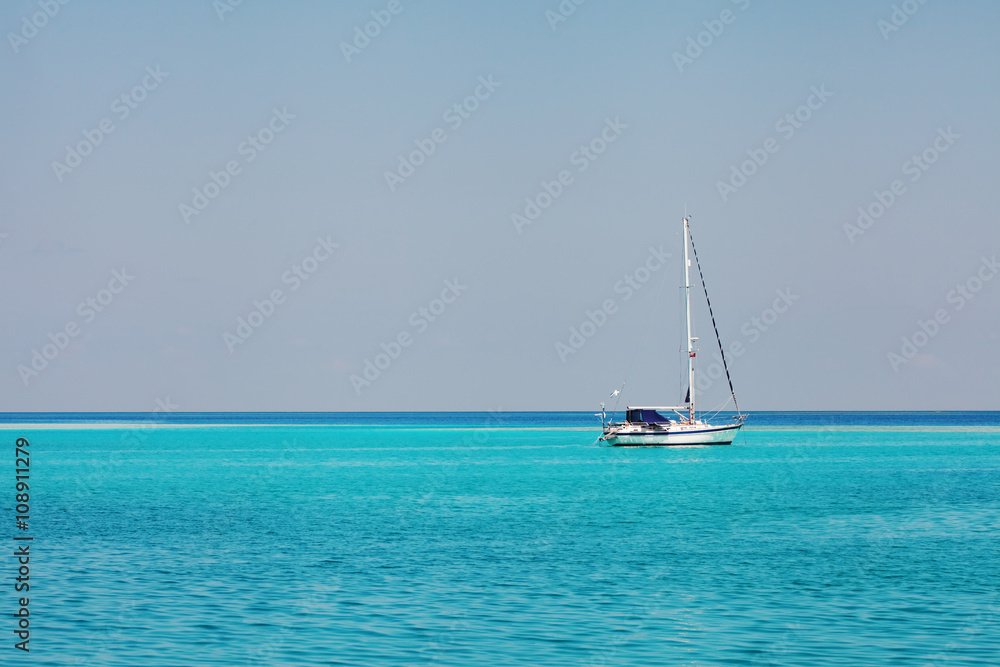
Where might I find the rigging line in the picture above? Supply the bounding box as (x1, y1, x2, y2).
(612, 230, 680, 421)
(687, 222, 742, 418)
(703, 395, 733, 422)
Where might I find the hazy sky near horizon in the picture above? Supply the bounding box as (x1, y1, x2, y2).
(2, 0, 998, 412)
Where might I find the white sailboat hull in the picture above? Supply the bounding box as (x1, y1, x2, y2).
(601, 421, 742, 446)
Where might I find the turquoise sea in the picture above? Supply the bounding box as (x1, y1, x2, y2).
(4, 412, 999, 666)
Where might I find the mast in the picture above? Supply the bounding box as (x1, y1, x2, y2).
(683, 216, 695, 423)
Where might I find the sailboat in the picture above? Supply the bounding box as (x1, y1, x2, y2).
(600, 215, 745, 446)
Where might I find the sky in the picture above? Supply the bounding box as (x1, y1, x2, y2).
(1, 0, 998, 412)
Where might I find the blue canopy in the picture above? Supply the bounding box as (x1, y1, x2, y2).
(626, 409, 672, 423)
